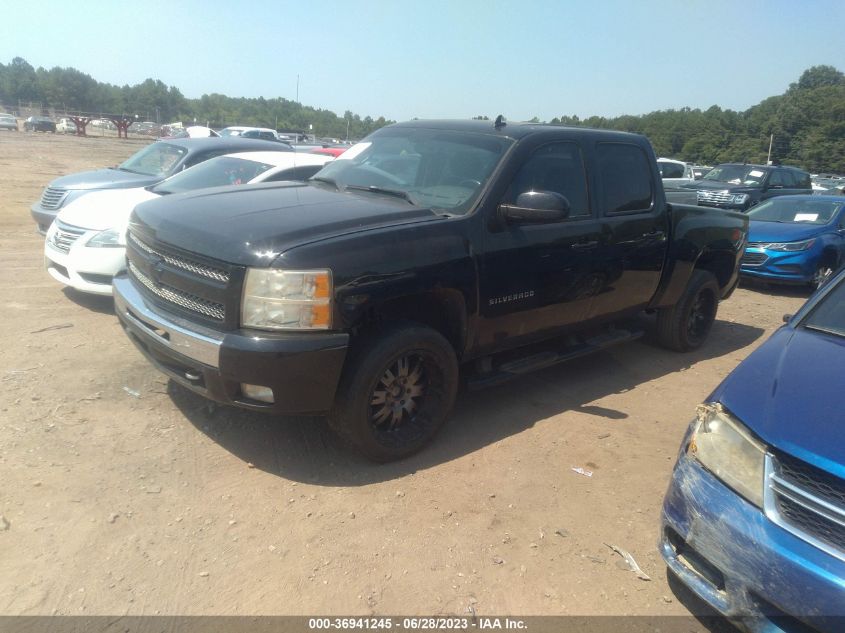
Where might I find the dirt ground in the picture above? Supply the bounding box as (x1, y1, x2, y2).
(0, 132, 811, 620)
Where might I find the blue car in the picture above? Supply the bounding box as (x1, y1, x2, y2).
(740, 195, 845, 289)
(659, 268, 845, 632)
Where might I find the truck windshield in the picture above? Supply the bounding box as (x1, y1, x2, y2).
(703, 165, 767, 186)
(118, 142, 187, 177)
(311, 127, 513, 213)
(748, 198, 842, 225)
(151, 156, 275, 195)
(802, 275, 845, 338)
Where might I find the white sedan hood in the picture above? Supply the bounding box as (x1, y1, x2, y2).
(56, 187, 160, 232)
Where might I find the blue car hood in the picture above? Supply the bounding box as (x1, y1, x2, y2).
(713, 327, 845, 480)
(748, 220, 824, 243)
(49, 168, 159, 190)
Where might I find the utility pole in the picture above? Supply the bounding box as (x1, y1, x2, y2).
(767, 134, 774, 165)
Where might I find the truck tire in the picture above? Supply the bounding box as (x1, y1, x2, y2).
(328, 322, 459, 462)
(656, 270, 719, 352)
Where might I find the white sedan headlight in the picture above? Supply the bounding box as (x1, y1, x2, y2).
(241, 268, 332, 330)
(87, 228, 124, 248)
(687, 403, 767, 508)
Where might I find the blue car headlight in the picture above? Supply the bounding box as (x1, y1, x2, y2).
(759, 238, 816, 252)
(687, 403, 767, 508)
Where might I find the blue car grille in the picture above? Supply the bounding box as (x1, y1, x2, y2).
(767, 452, 845, 560)
(741, 251, 767, 266)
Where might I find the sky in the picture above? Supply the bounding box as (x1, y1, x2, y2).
(2, 0, 844, 123)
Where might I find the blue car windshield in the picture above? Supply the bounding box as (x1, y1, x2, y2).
(803, 277, 845, 338)
(748, 198, 843, 225)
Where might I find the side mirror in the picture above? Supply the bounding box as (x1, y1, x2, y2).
(782, 313, 792, 323)
(499, 191, 570, 224)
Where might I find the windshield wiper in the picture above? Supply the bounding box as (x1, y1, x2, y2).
(344, 185, 417, 205)
(309, 176, 340, 190)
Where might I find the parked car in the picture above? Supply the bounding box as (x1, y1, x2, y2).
(219, 126, 280, 140)
(0, 114, 17, 131)
(111, 118, 747, 461)
(683, 163, 812, 211)
(24, 116, 56, 132)
(29, 136, 291, 233)
(739, 195, 845, 289)
(692, 165, 712, 180)
(310, 146, 348, 158)
(161, 125, 220, 139)
(657, 158, 696, 187)
(660, 266, 845, 631)
(56, 118, 77, 134)
(44, 151, 333, 296)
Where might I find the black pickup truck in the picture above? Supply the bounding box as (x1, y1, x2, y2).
(112, 119, 748, 461)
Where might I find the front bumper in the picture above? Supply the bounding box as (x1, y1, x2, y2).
(44, 237, 125, 296)
(113, 274, 349, 415)
(740, 247, 818, 284)
(31, 202, 59, 234)
(660, 454, 845, 632)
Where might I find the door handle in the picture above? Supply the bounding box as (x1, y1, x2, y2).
(570, 240, 598, 250)
(642, 230, 666, 240)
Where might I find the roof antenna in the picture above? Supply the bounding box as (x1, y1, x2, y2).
(494, 115, 506, 129)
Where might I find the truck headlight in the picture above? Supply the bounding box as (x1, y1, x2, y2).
(87, 229, 124, 248)
(731, 193, 750, 205)
(241, 268, 332, 330)
(687, 403, 766, 508)
(762, 238, 816, 252)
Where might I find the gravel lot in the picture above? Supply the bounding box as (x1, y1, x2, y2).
(0, 132, 811, 621)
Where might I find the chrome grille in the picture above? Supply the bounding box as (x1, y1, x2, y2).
(697, 190, 733, 205)
(50, 221, 86, 253)
(128, 261, 225, 321)
(128, 232, 229, 283)
(766, 453, 845, 561)
(741, 250, 767, 266)
(40, 187, 69, 210)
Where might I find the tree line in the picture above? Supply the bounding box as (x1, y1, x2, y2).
(0, 57, 391, 140)
(1, 58, 843, 172)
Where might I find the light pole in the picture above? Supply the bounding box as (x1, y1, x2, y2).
(346, 117, 349, 142)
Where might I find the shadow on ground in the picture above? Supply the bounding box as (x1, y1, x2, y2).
(62, 287, 115, 315)
(666, 570, 739, 632)
(167, 315, 765, 486)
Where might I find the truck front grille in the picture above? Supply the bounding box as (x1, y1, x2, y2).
(129, 261, 225, 321)
(767, 452, 845, 561)
(40, 187, 69, 210)
(126, 229, 241, 328)
(51, 221, 86, 253)
(697, 190, 733, 205)
(128, 232, 230, 283)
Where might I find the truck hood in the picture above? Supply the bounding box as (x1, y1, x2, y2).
(748, 220, 826, 243)
(49, 168, 160, 191)
(56, 187, 159, 231)
(130, 181, 443, 266)
(712, 327, 845, 480)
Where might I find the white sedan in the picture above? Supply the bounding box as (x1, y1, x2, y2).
(45, 151, 333, 296)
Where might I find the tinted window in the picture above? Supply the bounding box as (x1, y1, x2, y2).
(597, 143, 653, 212)
(769, 171, 788, 187)
(658, 162, 685, 178)
(505, 142, 590, 216)
(793, 171, 811, 189)
(264, 165, 323, 181)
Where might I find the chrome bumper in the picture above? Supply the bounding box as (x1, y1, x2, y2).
(113, 274, 223, 368)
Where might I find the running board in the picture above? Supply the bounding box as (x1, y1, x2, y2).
(467, 326, 644, 390)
